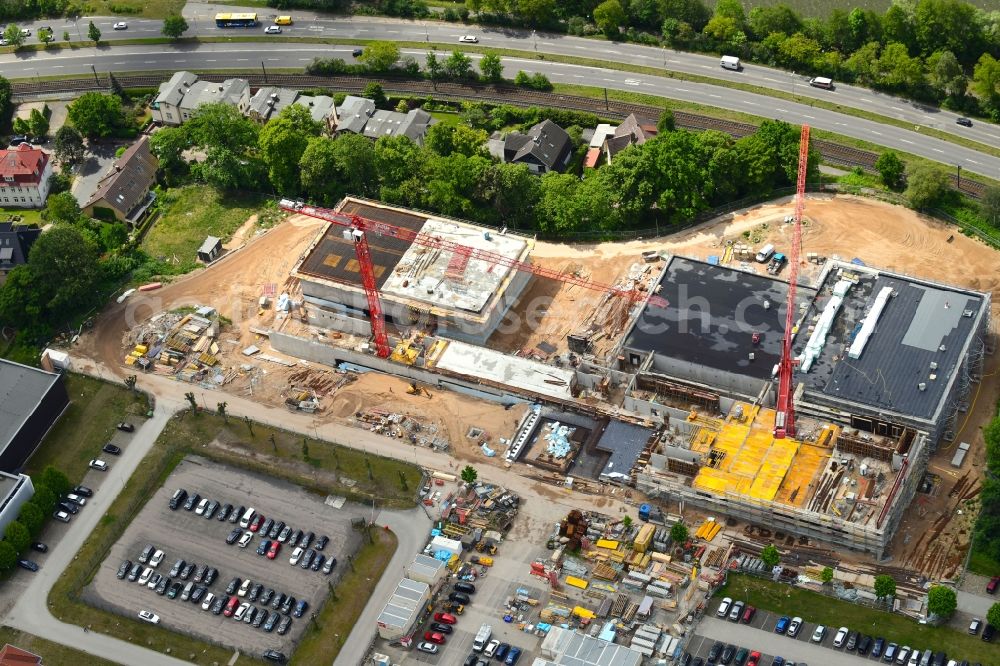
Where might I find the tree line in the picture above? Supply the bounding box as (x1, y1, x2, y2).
(0, 466, 72, 572)
(974, 409, 1000, 567)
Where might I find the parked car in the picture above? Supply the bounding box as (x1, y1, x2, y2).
(269, 521, 285, 540)
(155, 576, 170, 595)
(210, 595, 226, 614)
(201, 592, 216, 611)
(987, 577, 999, 594)
(885, 642, 899, 662)
(102, 443, 122, 455)
(280, 595, 295, 615)
(243, 605, 258, 625)
(191, 585, 207, 604)
(138, 610, 159, 624)
(167, 581, 183, 599)
(57, 501, 78, 515)
(293, 599, 308, 618)
(169, 488, 187, 510)
(227, 528, 242, 544)
(449, 592, 471, 604)
(434, 612, 457, 624)
(846, 630, 859, 651)
(857, 634, 873, 655)
(149, 550, 164, 568)
(495, 643, 511, 660)
(505, 647, 522, 665)
(88, 459, 109, 471)
(204, 567, 218, 586)
(169, 559, 186, 577)
(322, 557, 336, 575)
(223, 596, 239, 617)
(179, 562, 195, 580)
(239, 531, 254, 548)
(417, 643, 439, 654)
(260, 588, 275, 606)
(30, 542, 48, 553)
(263, 610, 280, 632)
(238, 578, 252, 597)
(896, 646, 912, 664)
(872, 637, 885, 658)
(147, 572, 162, 589)
(267, 541, 281, 560)
(982, 624, 996, 642)
(183, 493, 201, 511)
(424, 631, 447, 645)
(249, 514, 265, 532)
(290, 529, 304, 546)
(970, 618, 983, 635)
(311, 554, 325, 571)
(116, 422, 134, 431)
(734, 647, 749, 665)
(192, 564, 207, 583)
(127, 563, 142, 581)
(289, 547, 304, 566)
(430, 622, 453, 634)
(180, 581, 194, 601)
(218, 503, 233, 522)
(300, 549, 315, 569)
(73, 485, 94, 497)
(230, 505, 245, 524)
(315, 535, 329, 551)
(139, 544, 155, 564)
(18, 560, 39, 572)
(484, 640, 500, 658)
(787, 617, 803, 638)
(117, 559, 132, 579)
(741, 605, 756, 624)
(728, 600, 745, 622)
(66, 493, 87, 506)
(277, 615, 292, 635)
(204, 500, 219, 519)
(833, 627, 849, 648)
(707, 643, 723, 662)
(52, 510, 71, 523)
(271, 592, 287, 610)
(351, 48, 363, 57)
(252, 609, 267, 628)
(299, 531, 314, 549)
(718, 597, 733, 618)
(234, 602, 251, 621)
(455, 581, 476, 595)
(747, 652, 761, 666)
(195, 498, 210, 515)
(249, 583, 263, 602)
(720, 644, 736, 663)
(277, 525, 293, 543)
(257, 539, 272, 556)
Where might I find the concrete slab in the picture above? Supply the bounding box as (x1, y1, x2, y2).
(432, 340, 574, 401)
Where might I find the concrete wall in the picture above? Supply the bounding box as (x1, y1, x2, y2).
(304, 303, 373, 337)
(645, 355, 766, 401)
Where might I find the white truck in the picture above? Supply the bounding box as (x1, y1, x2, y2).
(473, 623, 493, 652)
(720, 55, 742, 71)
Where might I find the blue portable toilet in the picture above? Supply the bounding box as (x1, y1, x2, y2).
(639, 504, 651, 521)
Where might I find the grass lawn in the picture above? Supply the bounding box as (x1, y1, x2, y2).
(50, 402, 417, 663)
(718, 574, 997, 663)
(0, 208, 44, 225)
(0, 627, 118, 666)
(26, 374, 149, 486)
(428, 110, 462, 125)
(969, 548, 1000, 577)
(86, 0, 184, 19)
(292, 526, 397, 665)
(141, 185, 266, 275)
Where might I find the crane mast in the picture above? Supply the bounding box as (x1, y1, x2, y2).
(774, 124, 810, 439)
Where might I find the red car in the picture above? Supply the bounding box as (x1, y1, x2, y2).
(424, 631, 446, 644)
(747, 651, 761, 666)
(267, 540, 281, 560)
(433, 612, 457, 625)
(988, 577, 1000, 594)
(223, 595, 239, 617)
(249, 514, 265, 533)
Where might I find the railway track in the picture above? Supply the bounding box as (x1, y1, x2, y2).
(11, 73, 983, 198)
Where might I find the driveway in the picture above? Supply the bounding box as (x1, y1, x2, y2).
(71, 141, 124, 207)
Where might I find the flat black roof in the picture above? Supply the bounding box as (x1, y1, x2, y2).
(296, 199, 427, 289)
(0, 359, 61, 450)
(797, 266, 987, 419)
(595, 420, 655, 482)
(624, 257, 817, 380)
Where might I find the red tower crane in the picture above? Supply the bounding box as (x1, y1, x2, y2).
(773, 124, 811, 439)
(279, 200, 661, 359)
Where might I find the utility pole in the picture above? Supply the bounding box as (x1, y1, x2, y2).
(261, 60, 268, 84)
(956, 164, 962, 190)
(604, 87, 608, 111)
(90, 64, 99, 85)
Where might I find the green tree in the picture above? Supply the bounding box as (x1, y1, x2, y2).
(593, 0, 626, 38)
(43, 191, 82, 224)
(363, 81, 387, 108)
(878, 42, 925, 91)
(488, 162, 540, 229)
(4, 521, 30, 554)
(161, 14, 189, 39)
(87, 20, 100, 44)
(927, 585, 957, 619)
(261, 104, 321, 190)
(820, 566, 834, 583)
(926, 50, 967, 99)
(39, 466, 71, 498)
(28, 108, 49, 138)
(18, 502, 44, 536)
(748, 5, 802, 39)
(0, 75, 11, 125)
(479, 52, 503, 82)
(300, 134, 377, 206)
(67, 92, 126, 138)
(358, 41, 401, 72)
(875, 151, 905, 189)
(197, 147, 264, 191)
(28, 485, 56, 514)
(444, 50, 474, 79)
(516, 0, 556, 25)
(874, 574, 896, 599)
(660, 0, 710, 31)
(460, 465, 478, 484)
(913, 0, 982, 66)
(38, 27, 54, 44)
(0, 542, 16, 572)
(760, 543, 780, 567)
(149, 126, 190, 182)
(657, 109, 675, 133)
(13, 117, 31, 136)
(670, 522, 688, 543)
(713, 0, 746, 26)
(981, 186, 1000, 228)
(186, 103, 259, 153)
(988, 602, 1000, 630)
(53, 125, 85, 165)
(973, 54, 1000, 119)
(216, 401, 228, 423)
(62, 30, 70, 43)
(3, 25, 25, 49)
(904, 164, 950, 209)
(425, 48, 443, 82)
(703, 15, 740, 43)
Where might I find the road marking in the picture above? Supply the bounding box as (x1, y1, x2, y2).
(870, 130, 882, 136)
(709, 94, 720, 98)
(900, 139, 913, 144)
(891, 106, 904, 111)
(675, 88, 689, 92)
(969, 159, 980, 164)
(933, 148, 945, 153)
(573, 75, 584, 78)
(624, 79, 640, 85)
(861, 97, 874, 103)
(764, 77, 779, 82)
(602, 78, 615, 83)
(776, 108, 788, 112)
(143, 60, 155, 63)
(205, 59, 217, 62)
(267, 58, 280, 61)
(744, 101, 757, 106)
(803, 114, 815, 119)
(988, 134, 1000, 141)
(298, 58, 311, 61)
(52, 65, 64, 68)
(237, 58, 248, 61)
(113, 61, 126, 65)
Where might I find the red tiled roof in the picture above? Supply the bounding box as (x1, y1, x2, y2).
(0, 145, 48, 187)
(583, 147, 601, 168)
(0, 644, 43, 665)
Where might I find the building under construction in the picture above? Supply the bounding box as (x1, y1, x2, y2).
(621, 257, 990, 556)
(291, 197, 534, 346)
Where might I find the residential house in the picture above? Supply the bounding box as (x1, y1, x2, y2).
(82, 136, 159, 226)
(245, 86, 338, 132)
(488, 120, 573, 174)
(0, 643, 43, 666)
(0, 221, 41, 283)
(584, 123, 616, 169)
(604, 113, 658, 164)
(0, 144, 52, 208)
(152, 71, 251, 126)
(334, 96, 435, 145)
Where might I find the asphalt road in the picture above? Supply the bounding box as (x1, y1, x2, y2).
(4, 3, 1000, 177)
(693, 617, 873, 665)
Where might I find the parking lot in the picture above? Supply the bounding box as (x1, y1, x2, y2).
(688, 596, 935, 666)
(85, 455, 364, 656)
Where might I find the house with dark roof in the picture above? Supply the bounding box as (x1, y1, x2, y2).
(152, 71, 250, 125)
(0, 145, 53, 208)
(82, 136, 158, 226)
(334, 96, 436, 145)
(604, 113, 658, 163)
(246, 87, 338, 131)
(0, 222, 40, 283)
(488, 120, 573, 174)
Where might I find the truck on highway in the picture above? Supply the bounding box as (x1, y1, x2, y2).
(720, 55, 742, 71)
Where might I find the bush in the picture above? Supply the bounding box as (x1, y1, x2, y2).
(513, 71, 553, 91)
(305, 57, 350, 76)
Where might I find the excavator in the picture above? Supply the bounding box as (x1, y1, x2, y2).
(406, 382, 432, 399)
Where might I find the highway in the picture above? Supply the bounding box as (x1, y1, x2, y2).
(6, 1, 1000, 154)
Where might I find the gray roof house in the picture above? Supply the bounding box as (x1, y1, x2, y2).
(604, 113, 658, 163)
(82, 135, 159, 226)
(152, 71, 251, 126)
(334, 96, 435, 145)
(246, 87, 338, 131)
(0, 222, 40, 283)
(488, 120, 573, 174)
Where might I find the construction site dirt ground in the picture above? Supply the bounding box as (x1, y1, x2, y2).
(77, 195, 1000, 573)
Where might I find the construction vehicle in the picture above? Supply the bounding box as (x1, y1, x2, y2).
(767, 252, 787, 275)
(443, 602, 465, 615)
(406, 382, 432, 398)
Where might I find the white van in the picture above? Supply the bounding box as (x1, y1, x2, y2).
(720, 55, 741, 71)
(755, 243, 775, 263)
(239, 507, 256, 528)
(809, 76, 834, 89)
